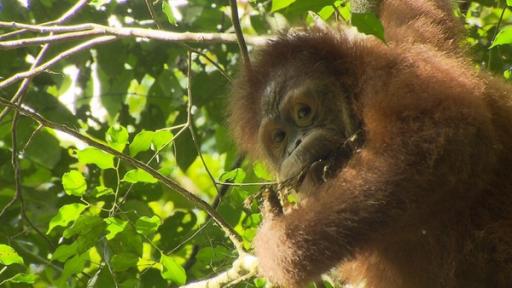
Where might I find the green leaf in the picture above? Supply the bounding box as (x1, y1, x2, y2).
(351, 12, 385, 41)
(61, 253, 88, 281)
(129, 130, 154, 156)
(109, 229, 143, 256)
(62, 170, 87, 196)
(219, 168, 246, 183)
(90, 0, 110, 9)
(508, 0, 512, 6)
(52, 243, 78, 262)
(160, 254, 186, 285)
(162, 0, 177, 25)
(111, 253, 139, 271)
(47, 203, 87, 233)
(106, 125, 129, 152)
(92, 185, 114, 198)
(77, 147, 115, 169)
(129, 130, 172, 156)
(491, 26, 512, 48)
(0, 244, 24, 265)
(152, 130, 173, 151)
(126, 74, 154, 120)
(272, 0, 296, 12)
(3, 273, 38, 284)
(105, 217, 128, 240)
(135, 216, 161, 235)
(122, 169, 158, 184)
(253, 162, 273, 180)
(254, 278, 267, 287)
(63, 215, 104, 238)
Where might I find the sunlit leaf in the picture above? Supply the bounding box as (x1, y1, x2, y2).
(0, 244, 24, 265)
(491, 26, 512, 48)
(135, 216, 161, 235)
(92, 185, 114, 197)
(219, 168, 246, 183)
(162, 0, 177, 25)
(105, 217, 128, 240)
(62, 170, 87, 196)
(3, 273, 37, 284)
(272, 0, 296, 12)
(160, 254, 186, 285)
(77, 147, 115, 169)
(106, 125, 129, 152)
(129, 130, 154, 156)
(47, 203, 88, 233)
(253, 162, 273, 180)
(126, 75, 155, 120)
(122, 169, 158, 184)
(152, 130, 173, 151)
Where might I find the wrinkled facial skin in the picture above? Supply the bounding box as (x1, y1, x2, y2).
(258, 73, 355, 185)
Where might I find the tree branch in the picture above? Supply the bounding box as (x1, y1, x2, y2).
(181, 253, 258, 288)
(0, 0, 89, 124)
(0, 0, 87, 41)
(0, 36, 116, 90)
(0, 21, 270, 49)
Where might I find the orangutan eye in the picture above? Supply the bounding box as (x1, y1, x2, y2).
(272, 129, 286, 144)
(297, 105, 311, 119)
(295, 104, 314, 127)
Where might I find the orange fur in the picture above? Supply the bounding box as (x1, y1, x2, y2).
(229, 1, 512, 287)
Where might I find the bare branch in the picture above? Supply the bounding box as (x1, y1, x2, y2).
(0, 0, 88, 41)
(0, 21, 270, 49)
(0, 0, 89, 123)
(0, 36, 116, 90)
(53, 0, 89, 23)
(0, 96, 243, 251)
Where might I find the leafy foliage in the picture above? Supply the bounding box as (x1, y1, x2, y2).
(0, 0, 510, 287)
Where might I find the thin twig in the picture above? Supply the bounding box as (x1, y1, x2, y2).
(0, 113, 23, 218)
(0, 45, 50, 122)
(212, 154, 246, 209)
(144, 0, 163, 29)
(0, 0, 88, 41)
(189, 47, 232, 81)
(488, 4, 507, 70)
(21, 124, 43, 152)
(228, 0, 251, 68)
(185, 51, 245, 252)
(0, 36, 116, 90)
(0, 97, 243, 251)
(186, 50, 220, 195)
(4, 110, 53, 247)
(0, 21, 270, 49)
